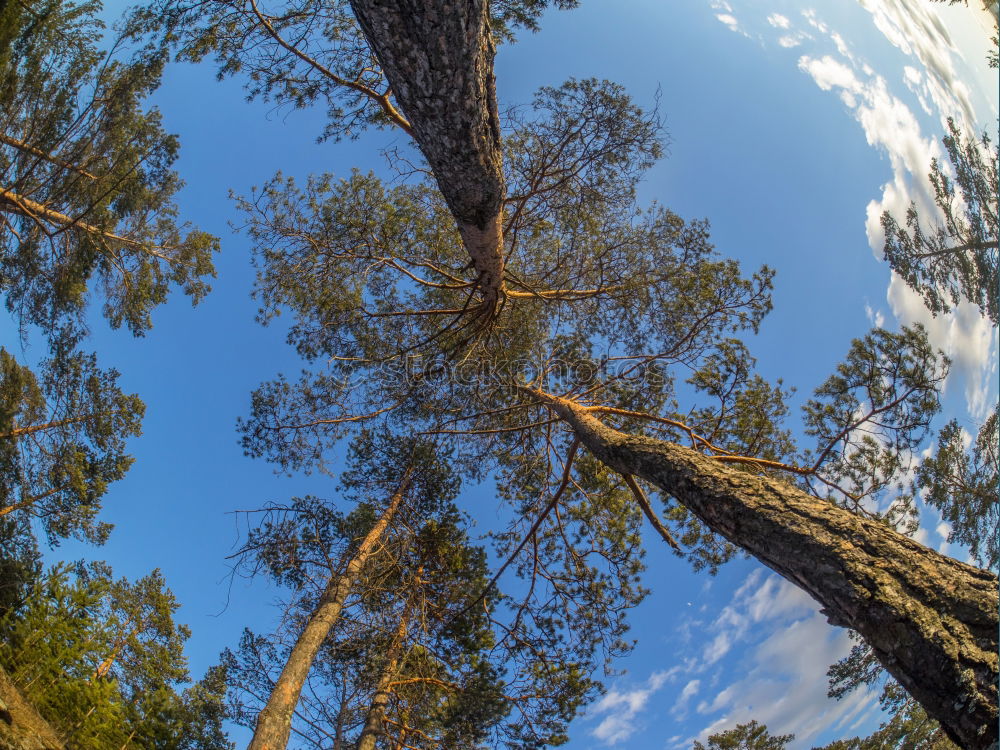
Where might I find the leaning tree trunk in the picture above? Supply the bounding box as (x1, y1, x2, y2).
(247, 468, 414, 750)
(348, 0, 506, 315)
(356, 611, 409, 750)
(539, 393, 999, 750)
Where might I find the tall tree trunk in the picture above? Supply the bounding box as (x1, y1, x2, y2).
(247, 468, 414, 750)
(357, 611, 409, 750)
(536, 391, 999, 750)
(348, 0, 506, 315)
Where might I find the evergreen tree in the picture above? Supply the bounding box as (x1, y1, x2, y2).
(0, 513, 40, 620)
(881, 118, 998, 324)
(693, 720, 794, 750)
(0, 330, 143, 544)
(0, 0, 217, 335)
(131, 3, 997, 745)
(229, 78, 995, 747)
(127, 0, 575, 324)
(1, 0, 220, 546)
(0, 562, 231, 749)
(226, 431, 622, 749)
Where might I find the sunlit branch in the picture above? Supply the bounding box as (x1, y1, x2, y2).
(245, 0, 414, 136)
(0, 186, 195, 266)
(0, 133, 99, 179)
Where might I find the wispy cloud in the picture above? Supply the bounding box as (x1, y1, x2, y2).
(589, 670, 672, 744)
(856, 0, 977, 130)
(710, 0, 750, 37)
(791, 8, 996, 417)
(767, 13, 791, 29)
(686, 573, 880, 749)
(671, 678, 702, 720)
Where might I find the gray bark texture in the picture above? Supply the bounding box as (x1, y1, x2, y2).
(348, 0, 506, 313)
(247, 469, 413, 750)
(543, 394, 999, 750)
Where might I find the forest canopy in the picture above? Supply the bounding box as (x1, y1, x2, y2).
(0, 1, 996, 749)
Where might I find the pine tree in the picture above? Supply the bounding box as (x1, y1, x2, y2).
(0, 562, 231, 750)
(0, 0, 217, 335)
(0, 330, 143, 544)
(226, 431, 620, 749)
(693, 720, 794, 750)
(881, 118, 998, 324)
(131, 3, 997, 745)
(231, 79, 995, 748)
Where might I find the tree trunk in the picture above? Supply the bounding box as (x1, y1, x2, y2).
(357, 612, 408, 750)
(247, 468, 414, 750)
(0, 665, 66, 750)
(539, 392, 999, 750)
(348, 0, 506, 315)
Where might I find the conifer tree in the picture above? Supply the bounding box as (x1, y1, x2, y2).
(693, 720, 794, 750)
(230, 79, 995, 747)
(130, 3, 997, 745)
(881, 118, 998, 324)
(1, 0, 217, 335)
(0, 562, 231, 749)
(0, 330, 143, 544)
(226, 431, 629, 749)
(0, 0, 217, 549)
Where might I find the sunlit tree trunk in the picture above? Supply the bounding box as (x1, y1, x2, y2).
(536, 391, 998, 750)
(247, 467, 414, 750)
(357, 610, 409, 750)
(348, 0, 506, 315)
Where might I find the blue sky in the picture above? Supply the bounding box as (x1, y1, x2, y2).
(26, 0, 999, 747)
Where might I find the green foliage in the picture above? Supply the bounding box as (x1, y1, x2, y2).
(693, 720, 794, 750)
(914, 406, 998, 569)
(127, 0, 578, 142)
(0, 562, 231, 749)
(0, 514, 40, 619)
(0, 331, 144, 544)
(817, 684, 956, 749)
(825, 631, 957, 749)
(881, 118, 998, 324)
(801, 324, 947, 524)
(227, 434, 597, 748)
(0, 0, 217, 335)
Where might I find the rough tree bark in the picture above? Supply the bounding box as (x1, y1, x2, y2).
(348, 0, 506, 315)
(534, 391, 999, 750)
(247, 467, 414, 750)
(356, 610, 408, 750)
(0, 666, 65, 750)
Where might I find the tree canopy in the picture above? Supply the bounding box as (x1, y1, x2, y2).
(4, 2, 997, 749)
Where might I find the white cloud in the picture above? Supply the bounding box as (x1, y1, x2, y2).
(802, 8, 829, 35)
(793, 15, 996, 418)
(798, 55, 864, 94)
(703, 631, 733, 665)
(589, 670, 671, 744)
(864, 303, 886, 329)
(715, 13, 742, 33)
(936, 520, 953, 554)
(687, 574, 880, 749)
(830, 32, 852, 59)
(671, 678, 702, 719)
(885, 275, 996, 417)
(768, 13, 791, 29)
(856, 0, 977, 132)
(778, 34, 803, 48)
